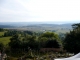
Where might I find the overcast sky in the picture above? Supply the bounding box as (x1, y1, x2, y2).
(0, 0, 80, 23)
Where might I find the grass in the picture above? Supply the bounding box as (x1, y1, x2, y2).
(56, 29, 70, 34)
(0, 36, 24, 45)
(0, 32, 4, 36)
(0, 37, 11, 45)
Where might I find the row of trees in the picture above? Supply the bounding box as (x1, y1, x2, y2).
(8, 32, 61, 54)
(3, 30, 34, 37)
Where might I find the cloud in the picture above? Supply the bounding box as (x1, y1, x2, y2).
(0, 0, 80, 23)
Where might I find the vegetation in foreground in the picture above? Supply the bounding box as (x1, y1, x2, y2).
(0, 23, 80, 60)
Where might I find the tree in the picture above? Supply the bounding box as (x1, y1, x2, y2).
(22, 35, 39, 50)
(39, 32, 62, 48)
(9, 34, 21, 53)
(40, 32, 59, 39)
(0, 43, 4, 52)
(0, 28, 4, 32)
(23, 31, 33, 35)
(3, 30, 18, 37)
(63, 23, 80, 54)
(39, 37, 48, 48)
(45, 39, 61, 48)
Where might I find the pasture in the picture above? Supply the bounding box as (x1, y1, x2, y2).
(0, 37, 11, 45)
(0, 32, 4, 36)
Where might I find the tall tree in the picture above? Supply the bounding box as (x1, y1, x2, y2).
(9, 34, 21, 53)
(39, 32, 62, 48)
(63, 23, 80, 54)
(22, 35, 39, 50)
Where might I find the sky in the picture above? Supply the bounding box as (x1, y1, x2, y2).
(0, 0, 80, 23)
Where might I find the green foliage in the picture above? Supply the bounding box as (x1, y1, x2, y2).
(0, 28, 4, 32)
(23, 31, 33, 35)
(9, 34, 21, 52)
(22, 35, 39, 50)
(39, 37, 48, 48)
(0, 28, 63, 57)
(3, 30, 18, 37)
(0, 43, 4, 52)
(45, 39, 61, 48)
(63, 23, 80, 53)
(41, 32, 59, 39)
(39, 32, 62, 48)
(72, 23, 80, 30)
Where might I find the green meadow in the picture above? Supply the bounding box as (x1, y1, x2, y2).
(0, 32, 4, 36)
(0, 37, 11, 45)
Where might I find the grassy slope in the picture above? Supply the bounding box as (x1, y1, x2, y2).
(0, 32, 10, 45)
(0, 32, 4, 36)
(0, 37, 11, 45)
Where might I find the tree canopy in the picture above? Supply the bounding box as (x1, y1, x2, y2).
(63, 23, 80, 54)
(39, 32, 62, 48)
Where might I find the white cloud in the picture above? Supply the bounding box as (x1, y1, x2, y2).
(0, 0, 80, 23)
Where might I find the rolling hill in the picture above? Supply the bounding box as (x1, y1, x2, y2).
(0, 22, 73, 34)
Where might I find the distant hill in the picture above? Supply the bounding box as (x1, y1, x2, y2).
(0, 22, 73, 33)
(0, 22, 47, 26)
(0, 25, 15, 28)
(23, 23, 72, 29)
(0, 22, 74, 26)
(20, 24, 72, 33)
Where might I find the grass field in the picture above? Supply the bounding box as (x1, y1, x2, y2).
(56, 29, 70, 34)
(0, 32, 4, 36)
(0, 37, 11, 45)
